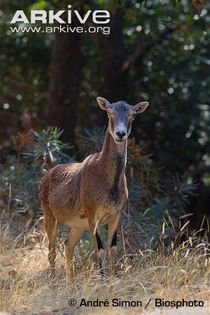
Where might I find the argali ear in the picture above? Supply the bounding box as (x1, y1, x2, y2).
(96, 97, 111, 111)
(133, 101, 149, 114)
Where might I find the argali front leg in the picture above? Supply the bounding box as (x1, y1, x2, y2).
(108, 214, 120, 275)
(43, 204, 58, 278)
(89, 222, 106, 277)
(64, 228, 85, 285)
(96, 231, 106, 276)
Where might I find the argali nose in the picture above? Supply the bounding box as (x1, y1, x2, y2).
(116, 131, 126, 140)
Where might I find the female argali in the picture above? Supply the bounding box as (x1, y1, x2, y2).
(39, 97, 149, 283)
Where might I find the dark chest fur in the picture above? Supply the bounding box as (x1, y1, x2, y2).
(108, 153, 126, 205)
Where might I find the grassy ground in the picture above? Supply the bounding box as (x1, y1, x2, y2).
(0, 220, 210, 315)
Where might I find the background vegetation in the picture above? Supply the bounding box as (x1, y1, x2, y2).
(1, 0, 209, 243)
(0, 1, 210, 314)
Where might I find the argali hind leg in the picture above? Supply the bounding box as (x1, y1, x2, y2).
(108, 215, 120, 275)
(89, 222, 106, 276)
(43, 204, 58, 277)
(64, 228, 85, 284)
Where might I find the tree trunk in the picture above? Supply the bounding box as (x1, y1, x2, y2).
(95, 9, 129, 125)
(48, 30, 82, 152)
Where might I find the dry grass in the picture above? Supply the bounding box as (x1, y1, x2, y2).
(0, 223, 210, 315)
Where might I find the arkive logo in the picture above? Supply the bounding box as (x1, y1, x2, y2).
(10, 5, 111, 35)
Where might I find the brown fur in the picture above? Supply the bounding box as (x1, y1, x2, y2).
(40, 133, 128, 225)
(39, 98, 149, 283)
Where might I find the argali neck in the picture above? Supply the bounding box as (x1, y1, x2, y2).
(98, 130, 127, 187)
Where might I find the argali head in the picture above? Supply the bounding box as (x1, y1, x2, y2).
(96, 97, 149, 144)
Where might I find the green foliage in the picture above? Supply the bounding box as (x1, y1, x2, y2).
(1, 0, 209, 183)
(0, 127, 73, 221)
(126, 1, 210, 178)
(80, 126, 106, 153)
(23, 127, 72, 170)
(0, 155, 42, 219)
(128, 175, 198, 250)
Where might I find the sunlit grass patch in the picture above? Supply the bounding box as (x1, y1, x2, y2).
(0, 225, 209, 315)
